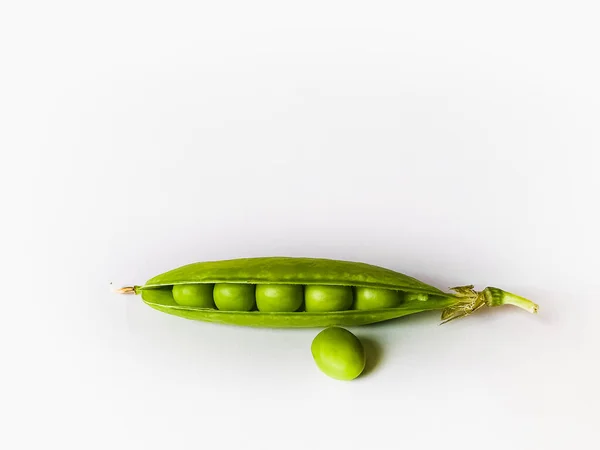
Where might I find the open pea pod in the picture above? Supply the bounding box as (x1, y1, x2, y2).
(119, 257, 538, 328)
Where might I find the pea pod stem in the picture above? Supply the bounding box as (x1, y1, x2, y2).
(484, 287, 539, 313)
(440, 286, 539, 324)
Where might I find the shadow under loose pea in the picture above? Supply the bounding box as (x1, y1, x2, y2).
(358, 336, 384, 377)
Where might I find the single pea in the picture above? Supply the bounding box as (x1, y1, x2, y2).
(304, 285, 353, 312)
(353, 287, 402, 310)
(405, 292, 429, 302)
(213, 283, 256, 311)
(256, 284, 303, 312)
(172, 284, 215, 308)
(311, 327, 366, 381)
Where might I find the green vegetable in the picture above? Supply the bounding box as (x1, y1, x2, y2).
(118, 256, 539, 327)
(353, 287, 402, 310)
(213, 283, 255, 311)
(172, 284, 215, 308)
(304, 285, 353, 312)
(256, 284, 303, 312)
(311, 327, 366, 381)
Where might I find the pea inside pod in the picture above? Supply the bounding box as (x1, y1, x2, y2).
(256, 284, 303, 312)
(305, 285, 353, 312)
(172, 284, 215, 308)
(213, 283, 256, 311)
(353, 287, 402, 310)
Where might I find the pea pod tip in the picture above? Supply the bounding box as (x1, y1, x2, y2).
(116, 286, 138, 295)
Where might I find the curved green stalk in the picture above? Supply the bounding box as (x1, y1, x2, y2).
(440, 285, 539, 324)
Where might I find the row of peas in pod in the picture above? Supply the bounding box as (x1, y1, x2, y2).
(172, 283, 428, 312)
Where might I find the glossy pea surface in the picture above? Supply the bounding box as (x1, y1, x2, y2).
(311, 327, 366, 380)
(305, 285, 353, 312)
(353, 287, 402, 310)
(172, 284, 215, 308)
(256, 284, 303, 312)
(213, 283, 256, 311)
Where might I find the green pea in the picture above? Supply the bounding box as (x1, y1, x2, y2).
(172, 284, 215, 308)
(405, 292, 429, 302)
(256, 284, 303, 312)
(213, 283, 255, 311)
(311, 327, 366, 381)
(305, 285, 353, 312)
(353, 287, 402, 310)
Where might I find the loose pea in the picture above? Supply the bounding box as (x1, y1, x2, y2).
(305, 285, 353, 312)
(311, 327, 366, 381)
(213, 283, 255, 311)
(353, 287, 402, 310)
(256, 284, 303, 312)
(172, 284, 215, 308)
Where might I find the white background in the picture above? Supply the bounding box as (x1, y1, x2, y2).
(2, 1, 599, 449)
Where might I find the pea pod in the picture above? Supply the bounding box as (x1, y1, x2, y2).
(118, 257, 538, 328)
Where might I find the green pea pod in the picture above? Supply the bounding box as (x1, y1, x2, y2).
(118, 257, 538, 328)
